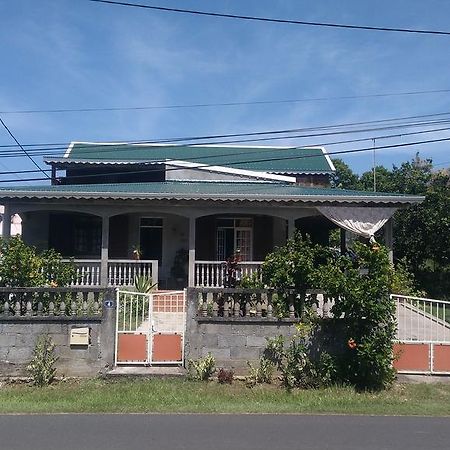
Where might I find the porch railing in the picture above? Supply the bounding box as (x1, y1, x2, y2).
(194, 261, 263, 287)
(63, 259, 158, 287)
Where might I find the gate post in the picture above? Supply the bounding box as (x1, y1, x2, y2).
(100, 287, 117, 370)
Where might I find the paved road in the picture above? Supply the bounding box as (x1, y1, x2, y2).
(0, 414, 449, 450)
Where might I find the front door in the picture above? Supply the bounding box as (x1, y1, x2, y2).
(139, 218, 163, 261)
(216, 218, 253, 260)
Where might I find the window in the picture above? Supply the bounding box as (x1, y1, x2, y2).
(140, 218, 163, 262)
(216, 217, 253, 261)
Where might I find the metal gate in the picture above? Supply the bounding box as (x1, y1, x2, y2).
(393, 294, 450, 374)
(115, 290, 186, 365)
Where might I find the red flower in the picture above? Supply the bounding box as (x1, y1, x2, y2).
(347, 338, 357, 350)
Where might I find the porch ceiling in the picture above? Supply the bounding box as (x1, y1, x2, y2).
(0, 181, 424, 205)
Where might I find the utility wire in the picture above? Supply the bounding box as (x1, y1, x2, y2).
(0, 120, 449, 160)
(1, 110, 450, 150)
(4, 124, 449, 175)
(2, 88, 450, 114)
(1, 135, 449, 184)
(88, 0, 450, 37)
(0, 116, 50, 179)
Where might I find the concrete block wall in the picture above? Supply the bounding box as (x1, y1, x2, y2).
(184, 289, 299, 371)
(0, 306, 116, 378)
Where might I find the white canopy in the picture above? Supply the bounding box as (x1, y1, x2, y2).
(317, 206, 397, 240)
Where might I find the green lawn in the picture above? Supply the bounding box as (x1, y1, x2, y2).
(0, 378, 449, 415)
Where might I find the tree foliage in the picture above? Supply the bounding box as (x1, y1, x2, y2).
(331, 155, 450, 299)
(0, 237, 74, 287)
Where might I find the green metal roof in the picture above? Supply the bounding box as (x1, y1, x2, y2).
(45, 143, 334, 174)
(0, 181, 423, 205)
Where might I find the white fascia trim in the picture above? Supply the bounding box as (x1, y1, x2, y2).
(166, 160, 296, 183)
(63, 142, 75, 159)
(319, 147, 335, 172)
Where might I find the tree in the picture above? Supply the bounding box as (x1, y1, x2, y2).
(0, 237, 74, 287)
(359, 165, 394, 192)
(330, 159, 360, 190)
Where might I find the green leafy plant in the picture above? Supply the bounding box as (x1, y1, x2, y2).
(0, 237, 75, 288)
(27, 334, 58, 387)
(246, 357, 275, 386)
(187, 353, 216, 381)
(133, 275, 157, 293)
(170, 249, 188, 280)
(261, 232, 330, 316)
(311, 242, 396, 390)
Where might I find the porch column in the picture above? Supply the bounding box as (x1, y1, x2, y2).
(384, 218, 394, 264)
(2, 204, 11, 241)
(100, 215, 110, 287)
(287, 218, 296, 239)
(188, 216, 196, 287)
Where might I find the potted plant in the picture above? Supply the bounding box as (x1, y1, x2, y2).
(132, 245, 141, 260)
(170, 249, 188, 286)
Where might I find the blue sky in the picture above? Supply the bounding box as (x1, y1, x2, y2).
(1, 0, 450, 183)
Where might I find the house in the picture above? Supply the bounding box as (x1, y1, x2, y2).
(0, 142, 424, 288)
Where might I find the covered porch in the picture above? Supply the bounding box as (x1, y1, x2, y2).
(2, 202, 396, 289)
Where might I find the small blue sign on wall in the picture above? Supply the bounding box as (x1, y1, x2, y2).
(104, 300, 114, 308)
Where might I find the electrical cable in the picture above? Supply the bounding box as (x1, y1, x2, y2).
(87, 0, 450, 36)
(2, 88, 450, 115)
(1, 123, 449, 177)
(0, 116, 50, 179)
(0, 134, 449, 184)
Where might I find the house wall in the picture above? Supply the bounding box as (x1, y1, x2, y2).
(166, 166, 247, 182)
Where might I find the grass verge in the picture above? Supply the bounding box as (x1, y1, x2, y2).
(0, 378, 450, 415)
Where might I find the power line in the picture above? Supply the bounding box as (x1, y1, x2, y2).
(0, 120, 448, 160)
(1, 134, 450, 184)
(0, 116, 50, 179)
(1, 110, 450, 151)
(2, 88, 450, 115)
(0, 127, 450, 178)
(88, 0, 450, 37)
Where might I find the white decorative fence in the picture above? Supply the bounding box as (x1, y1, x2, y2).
(392, 294, 450, 374)
(64, 259, 158, 287)
(393, 294, 450, 343)
(194, 261, 263, 287)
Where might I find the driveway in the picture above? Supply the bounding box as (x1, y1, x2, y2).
(1, 414, 449, 450)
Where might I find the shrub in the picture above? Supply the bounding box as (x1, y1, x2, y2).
(311, 241, 396, 390)
(133, 275, 157, 293)
(27, 334, 58, 387)
(187, 353, 216, 381)
(0, 237, 74, 287)
(217, 368, 234, 384)
(261, 232, 331, 316)
(246, 357, 275, 386)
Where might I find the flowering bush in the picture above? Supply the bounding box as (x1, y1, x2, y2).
(311, 241, 396, 390)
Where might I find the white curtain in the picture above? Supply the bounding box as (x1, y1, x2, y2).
(317, 206, 397, 240)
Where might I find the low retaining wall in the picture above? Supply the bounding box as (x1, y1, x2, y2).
(186, 317, 298, 370)
(184, 288, 299, 370)
(0, 287, 116, 378)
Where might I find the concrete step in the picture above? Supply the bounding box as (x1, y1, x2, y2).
(107, 365, 186, 377)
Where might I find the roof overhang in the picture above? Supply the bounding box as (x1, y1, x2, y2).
(0, 186, 425, 206)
